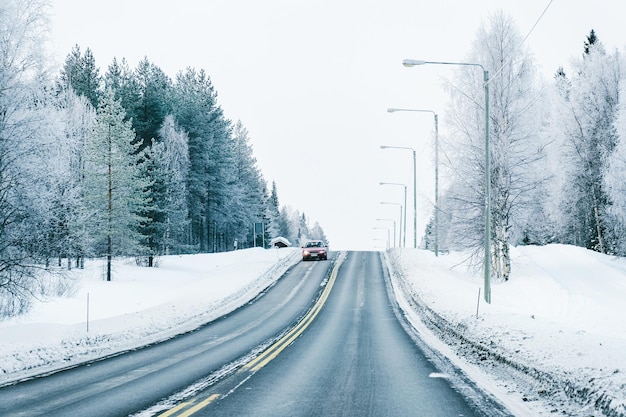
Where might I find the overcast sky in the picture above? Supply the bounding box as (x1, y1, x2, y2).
(48, 0, 625, 250)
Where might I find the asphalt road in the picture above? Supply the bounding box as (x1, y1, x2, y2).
(0, 253, 332, 417)
(0, 251, 510, 417)
(162, 251, 509, 417)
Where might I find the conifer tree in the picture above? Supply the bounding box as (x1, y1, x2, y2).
(232, 121, 266, 247)
(59, 45, 101, 108)
(172, 68, 231, 252)
(266, 181, 281, 239)
(104, 57, 141, 125)
(82, 89, 150, 280)
(134, 59, 172, 148)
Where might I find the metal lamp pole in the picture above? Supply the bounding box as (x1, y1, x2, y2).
(402, 58, 491, 303)
(376, 218, 396, 248)
(380, 201, 403, 247)
(380, 182, 407, 247)
(387, 108, 439, 256)
(380, 145, 417, 249)
(373, 227, 391, 250)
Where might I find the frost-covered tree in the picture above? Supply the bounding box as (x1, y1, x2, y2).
(232, 121, 266, 248)
(278, 206, 295, 242)
(605, 79, 626, 255)
(443, 12, 546, 280)
(153, 115, 190, 255)
(266, 181, 281, 239)
(82, 89, 150, 280)
(172, 68, 232, 252)
(552, 31, 620, 253)
(104, 57, 140, 125)
(298, 212, 310, 245)
(132, 58, 172, 150)
(58, 45, 101, 109)
(309, 221, 328, 244)
(25, 90, 94, 269)
(0, 0, 54, 315)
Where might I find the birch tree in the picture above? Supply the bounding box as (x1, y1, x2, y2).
(444, 12, 546, 280)
(605, 72, 626, 254)
(0, 0, 52, 315)
(152, 115, 190, 255)
(553, 31, 620, 253)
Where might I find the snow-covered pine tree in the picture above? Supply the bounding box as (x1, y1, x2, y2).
(266, 181, 281, 240)
(58, 45, 101, 109)
(172, 68, 231, 252)
(82, 88, 150, 281)
(131, 57, 172, 150)
(232, 121, 266, 248)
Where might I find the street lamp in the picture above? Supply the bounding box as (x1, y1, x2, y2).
(380, 201, 402, 248)
(373, 227, 390, 250)
(379, 182, 407, 247)
(373, 239, 388, 250)
(403, 58, 491, 304)
(380, 145, 417, 249)
(387, 108, 439, 257)
(376, 218, 396, 248)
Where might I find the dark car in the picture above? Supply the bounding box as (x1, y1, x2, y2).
(302, 240, 328, 261)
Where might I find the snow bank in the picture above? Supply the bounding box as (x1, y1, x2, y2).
(0, 247, 300, 385)
(386, 244, 626, 417)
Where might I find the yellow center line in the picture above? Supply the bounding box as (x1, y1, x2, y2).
(243, 261, 340, 373)
(157, 254, 344, 417)
(178, 394, 221, 417)
(158, 402, 192, 417)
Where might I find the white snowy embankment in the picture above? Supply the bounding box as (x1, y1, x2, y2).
(386, 244, 626, 417)
(0, 247, 300, 385)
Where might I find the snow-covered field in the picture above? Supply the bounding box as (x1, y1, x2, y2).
(1, 244, 624, 416)
(0, 247, 301, 385)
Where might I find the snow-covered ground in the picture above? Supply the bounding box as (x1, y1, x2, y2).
(1, 244, 624, 416)
(385, 244, 626, 417)
(0, 247, 301, 385)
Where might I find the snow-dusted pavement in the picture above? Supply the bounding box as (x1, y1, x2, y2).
(1, 245, 625, 416)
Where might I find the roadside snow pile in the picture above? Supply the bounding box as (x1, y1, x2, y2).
(0, 247, 300, 385)
(386, 244, 626, 417)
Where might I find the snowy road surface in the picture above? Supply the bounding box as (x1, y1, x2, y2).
(0, 252, 330, 416)
(150, 252, 507, 417)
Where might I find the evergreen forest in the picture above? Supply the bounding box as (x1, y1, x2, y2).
(0, 1, 326, 315)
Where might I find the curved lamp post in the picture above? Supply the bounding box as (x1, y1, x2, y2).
(379, 182, 407, 247)
(373, 239, 388, 250)
(387, 108, 439, 256)
(376, 218, 396, 248)
(380, 202, 403, 248)
(373, 227, 390, 250)
(403, 58, 491, 304)
(380, 145, 417, 249)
